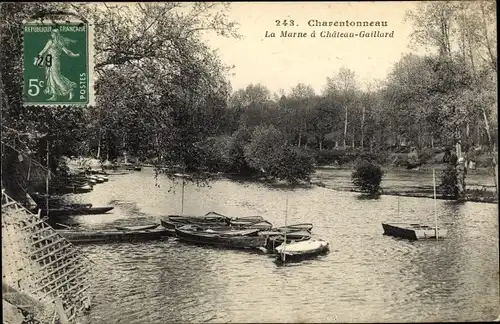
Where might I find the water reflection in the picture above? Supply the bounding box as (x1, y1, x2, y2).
(65, 169, 498, 323)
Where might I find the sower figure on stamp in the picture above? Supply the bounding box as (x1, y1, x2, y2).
(456, 157, 467, 200)
(35, 28, 79, 101)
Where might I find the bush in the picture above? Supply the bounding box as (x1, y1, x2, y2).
(315, 150, 344, 165)
(351, 161, 384, 196)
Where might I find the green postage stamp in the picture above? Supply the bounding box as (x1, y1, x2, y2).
(23, 20, 94, 106)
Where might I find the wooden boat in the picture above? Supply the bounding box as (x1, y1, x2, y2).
(244, 221, 273, 230)
(166, 214, 231, 227)
(161, 218, 272, 231)
(230, 220, 273, 230)
(259, 229, 311, 240)
(37, 206, 114, 217)
(382, 222, 447, 240)
(115, 224, 159, 231)
(204, 228, 261, 236)
(229, 215, 264, 226)
(161, 219, 227, 230)
(274, 239, 330, 262)
(65, 203, 93, 209)
(88, 175, 104, 183)
(52, 184, 93, 194)
(262, 231, 312, 251)
(57, 228, 172, 244)
(175, 225, 267, 249)
(277, 223, 313, 232)
(381, 170, 448, 241)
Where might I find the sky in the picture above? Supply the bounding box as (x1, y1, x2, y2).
(202, 1, 427, 94)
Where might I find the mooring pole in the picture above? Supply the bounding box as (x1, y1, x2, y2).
(433, 169, 439, 240)
(282, 196, 288, 262)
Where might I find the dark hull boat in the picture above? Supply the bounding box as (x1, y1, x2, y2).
(162, 219, 232, 231)
(36, 206, 114, 217)
(167, 213, 231, 225)
(230, 220, 273, 230)
(382, 222, 447, 240)
(175, 226, 267, 250)
(57, 228, 172, 244)
(277, 223, 313, 232)
(162, 217, 272, 232)
(229, 215, 264, 227)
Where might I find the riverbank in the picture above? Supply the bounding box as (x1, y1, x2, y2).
(312, 166, 498, 204)
(216, 166, 497, 204)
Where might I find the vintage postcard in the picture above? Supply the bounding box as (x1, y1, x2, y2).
(1, 2, 498, 324)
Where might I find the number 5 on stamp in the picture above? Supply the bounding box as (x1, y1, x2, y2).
(23, 20, 95, 106)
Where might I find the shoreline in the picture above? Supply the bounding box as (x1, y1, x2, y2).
(314, 184, 498, 204)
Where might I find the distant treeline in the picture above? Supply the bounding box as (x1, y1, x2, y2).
(1, 2, 497, 188)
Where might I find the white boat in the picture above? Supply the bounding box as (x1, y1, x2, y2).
(275, 239, 329, 261)
(382, 222, 447, 240)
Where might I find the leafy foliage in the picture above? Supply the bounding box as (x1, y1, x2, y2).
(243, 126, 314, 184)
(351, 162, 384, 196)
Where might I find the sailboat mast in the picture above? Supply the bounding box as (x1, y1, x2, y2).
(433, 169, 439, 240)
(397, 196, 400, 217)
(181, 178, 185, 216)
(282, 196, 288, 262)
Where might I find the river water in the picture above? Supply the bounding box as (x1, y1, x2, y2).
(66, 168, 499, 323)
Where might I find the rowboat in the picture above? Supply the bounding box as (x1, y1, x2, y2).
(161, 219, 228, 230)
(232, 216, 264, 222)
(56, 228, 172, 244)
(231, 220, 273, 230)
(259, 229, 311, 240)
(277, 223, 313, 232)
(36, 206, 114, 217)
(274, 239, 330, 262)
(381, 170, 448, 241)
(175, 225, 267, 249)
(261, 230, 312, 251)
(167, 213, 231, 225)
(204, 228, 261, 236)
(161, 218, 272, 231)
(382, 222, 447, 240)
(229, 216, 265, 226)
(115, 224, 159, 231)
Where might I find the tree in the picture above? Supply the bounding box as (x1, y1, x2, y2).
(324, 67, 359, 148)
(244, 125, 286, 173)
(406, 0, 498, 194)
(226, 127, 255, 175)
(243, 125, 314, 183)
(1, 2, 241, 198)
